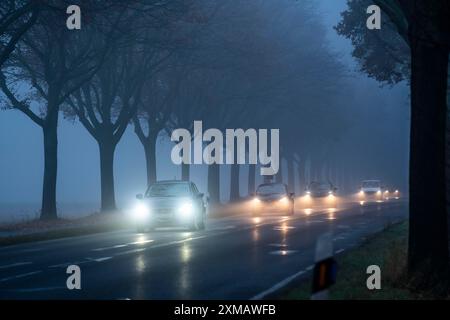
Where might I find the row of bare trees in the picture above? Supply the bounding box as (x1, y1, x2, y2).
(1, 0, 350, 213)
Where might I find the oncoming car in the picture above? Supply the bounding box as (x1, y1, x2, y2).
(301, 181, 337, 208)
(358, 180, 386, 202)
(132, 180, 207, 232)
(251, 183, 294, 216)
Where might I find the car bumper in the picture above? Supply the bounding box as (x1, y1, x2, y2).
(299, 195, 337, 208)
(136, 211, 198, 227)
(252, 201, 292, 214)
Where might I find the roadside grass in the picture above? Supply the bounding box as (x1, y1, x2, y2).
(0, 213, 129, 246)
(279, 221, 440, 300)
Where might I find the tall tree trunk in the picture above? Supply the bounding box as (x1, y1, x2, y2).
(248, 164, 256, 195)
(181, 163, 190, 181)
(408, 33, 449, 279)
(208, 163, 220, 205)
(40, 112, 58, 220)
(143, 132, 158, 186)
(229, 164, 240, 201)
(99, 140, 117, 213)
(287, 159, 295, 193)
(275, 159, 283, 183)
(297, 161, 304, 193)
(446, 67, 450, 261)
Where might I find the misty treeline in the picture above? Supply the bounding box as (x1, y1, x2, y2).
(338, 0, 450, 292)
(1, 0, 352, 217)
(1, 0, 449, 294)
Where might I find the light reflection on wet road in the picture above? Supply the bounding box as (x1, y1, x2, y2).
(0, 200, 407, 299)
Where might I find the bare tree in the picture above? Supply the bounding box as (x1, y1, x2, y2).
(66, 1, 192, 212)
(339, 0, 450, 285)
(0, 2, 117, 219)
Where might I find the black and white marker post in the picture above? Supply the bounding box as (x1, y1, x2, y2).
(311, 232, 338, 300)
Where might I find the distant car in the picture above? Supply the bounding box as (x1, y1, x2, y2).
(132, 180, 207, 232)
(252, 183, 294, 216)
(301, 181, 337, 208)
(380, 187, 401, 200)
(306, 181, 337, 198)
(358, 180, 385, 201)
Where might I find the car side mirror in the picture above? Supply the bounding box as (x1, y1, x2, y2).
(136, 194, 144, 200)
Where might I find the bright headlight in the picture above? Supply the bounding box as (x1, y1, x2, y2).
(279, 196, 288, 204)
(376, 190, 382, 195)
(178, 201, 194, 217)
(133, 203, 150, 219)
(252, 197, 260, 204)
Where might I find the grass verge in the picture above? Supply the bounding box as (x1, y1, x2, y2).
(0, 213, 128, 247)
(278, 220, 438, 300)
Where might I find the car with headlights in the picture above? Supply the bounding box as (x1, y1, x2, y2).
(133, 180, 207, 232)
(301, 181, 337, 208)
(252, 183, 294, 216)
(306, 181, 337, 198)
(358, 180, 385, 202)
(378, 186, 400, 200)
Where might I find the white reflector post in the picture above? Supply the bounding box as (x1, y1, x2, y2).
(311, 232, 335, 300)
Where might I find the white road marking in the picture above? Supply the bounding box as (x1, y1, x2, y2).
(305, 265, 314, 271)
(48, 260, 90, 268)
(269, 250, 297, 255)
(273, 226, 296, 230)
(0, 271, 42, 283)
(114, 248, 146, 256)
(0, 262, 32, 269)
(92, 240, 154, 252)
(268, 243, 288, 247)
(335, 249, 345, 254)
(92, 244, 127, 252)
(112, 235, 207, 257)
(250, 270, 307, 300)
(87, 257, 112, 262)
(127, 240, 154, 245)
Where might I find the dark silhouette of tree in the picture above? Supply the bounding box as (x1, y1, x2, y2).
(0, 1, 117, 219)
(66, 1, 192, 212)
(133, 67, 182, 185)
(338, 0, 450, 287)
(0, 0, 39, 68)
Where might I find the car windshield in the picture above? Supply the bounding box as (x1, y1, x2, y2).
(362, 181, 380, 188)
(146, 183, 191, 197)
(257, 184, 286, 195)
(309, 182, 331, 192)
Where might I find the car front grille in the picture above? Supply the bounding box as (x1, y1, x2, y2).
(155, 208, 173, 214)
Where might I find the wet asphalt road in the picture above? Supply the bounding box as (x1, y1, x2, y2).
(0, 200, 407, 299)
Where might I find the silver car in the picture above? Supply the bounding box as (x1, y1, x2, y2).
(133, 180, 207, 232)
